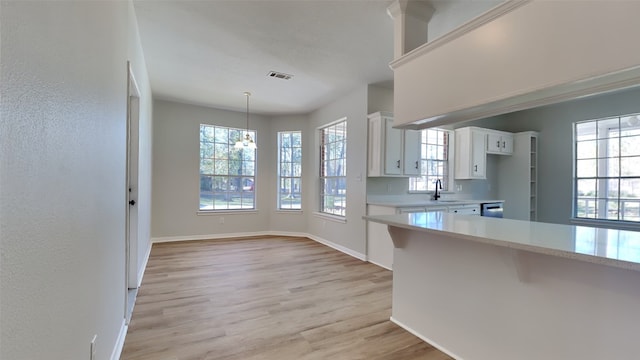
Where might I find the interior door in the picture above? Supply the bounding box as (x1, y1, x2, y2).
(126, 62, 141, 292)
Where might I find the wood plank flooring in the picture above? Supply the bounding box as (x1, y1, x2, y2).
(121, 236, 452, 360)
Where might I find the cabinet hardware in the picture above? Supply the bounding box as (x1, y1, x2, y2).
(397, 160, 401, 168)
(474, 165, 478, 172)
(502, 141, 506, 149)
(415, 161, 419, 169)
(496, 140, 500, 148)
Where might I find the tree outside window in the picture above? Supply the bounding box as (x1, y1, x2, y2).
(199, 124, 256, 210)
(278, 131, 302, 210)
(319, 120, 347, 217)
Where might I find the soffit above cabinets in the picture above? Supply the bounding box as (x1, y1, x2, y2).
(391, 1, 640, 130)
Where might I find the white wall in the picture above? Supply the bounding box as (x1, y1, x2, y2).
(0, 1, 151, 359)
(367, 84, 394, 114)
(306, 86, 369, 257)
(427, 0, 502, 42)
(151, 100, 272, 238)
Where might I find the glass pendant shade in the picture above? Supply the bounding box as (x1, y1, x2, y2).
(236, 91, 256, 149)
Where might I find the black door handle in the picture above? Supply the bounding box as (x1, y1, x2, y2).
(129, 200, 136, 206)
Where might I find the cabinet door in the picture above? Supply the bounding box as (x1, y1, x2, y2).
(367, 115, 382, 176)
(403, 129, 421, 176)
(501, 134, 514, 154)
(384, 118, 403, 175)
(471, 130, 486, 177)
(487, 133, 502, 153)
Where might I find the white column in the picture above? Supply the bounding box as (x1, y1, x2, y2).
(387, 0, 434, 59)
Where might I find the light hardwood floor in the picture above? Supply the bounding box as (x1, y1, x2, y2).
(121, 236, 452, 360)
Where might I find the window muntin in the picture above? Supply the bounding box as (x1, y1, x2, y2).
(574, 114, 640, 222)
(277, 131, 302, 210)
(409, 128, 450, 191)
(319, 120, 347, 217)
(199, 124, 256, 211)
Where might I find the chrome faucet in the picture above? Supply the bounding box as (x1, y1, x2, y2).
(433, 179, 442, 200)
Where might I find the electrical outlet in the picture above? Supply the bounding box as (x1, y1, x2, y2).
(90, 335, 97, 360)
(219, 217, 224, 224)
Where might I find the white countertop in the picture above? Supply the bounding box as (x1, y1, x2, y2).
(367, 198, 504, 207)
(364, 212, 640, 272)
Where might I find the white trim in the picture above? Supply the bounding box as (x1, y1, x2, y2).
(151, 231, 270, 243)
(197, 210, 259, 216)
(274, 210, 304, 214)
(390, 316, 463, 360)
(389, 0, 529, 70)
(313, 212, 347, 224)
(570, 218, 640, 232)
(368, 258, 392, 271)
(110, 319, 128, 360)
(136, 242, 152, 288)
(306, 233, 367, 261)
(150, 231, 366, 261)
(263, 230, 309, 238)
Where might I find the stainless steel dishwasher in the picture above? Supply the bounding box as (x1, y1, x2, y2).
(481, 202, 504, 218)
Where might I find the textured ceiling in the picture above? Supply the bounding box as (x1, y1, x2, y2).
(133, 0, 396, 115)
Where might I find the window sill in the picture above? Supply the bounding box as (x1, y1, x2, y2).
(570, 218, 640, 231)
(407, 190, 455, 194)
(197, 210, 259, 216)
(275, 210, 303, 214)
(313, 212, 347, 224)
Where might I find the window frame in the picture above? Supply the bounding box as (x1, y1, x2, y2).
(277, 130, 303, 211)
(198, 124, 257, 212)
(318, 118, 347, 218)
(573, 113, 640, 225)
(409, 128, 454, 193)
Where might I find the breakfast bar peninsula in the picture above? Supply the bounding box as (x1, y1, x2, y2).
(365, 212, 640, 360)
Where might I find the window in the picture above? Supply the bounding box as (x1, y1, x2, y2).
(319, 120, 347, 216)
(199, 124, 256, 210)
(277, 131, 302, 210)
(574, 114, 640, 222)
(409, 128, 450, 191)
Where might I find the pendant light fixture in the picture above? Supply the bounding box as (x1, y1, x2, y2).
(235, 91, 257, 149)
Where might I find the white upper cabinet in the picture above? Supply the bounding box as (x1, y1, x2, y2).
(383, 117, 403, 175)
(368, 112, 421, 177)
(403, 129, 421, 176)
(486, 130, 513, 155)
(455, 127, 486, 179)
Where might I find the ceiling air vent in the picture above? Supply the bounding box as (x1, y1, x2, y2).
(267, 71, 293, 80)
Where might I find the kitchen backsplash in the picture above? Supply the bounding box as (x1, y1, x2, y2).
(366, 156, 500, 201)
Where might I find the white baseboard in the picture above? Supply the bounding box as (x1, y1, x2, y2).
(305, 233, 367, 261)
(390, 316, 462, 360)
(151, 231, 367, 262)
(151, 231, 271, 243)
(136, 242, 152, 288)
(368, 258, 392, 271)
(110, 319, 128, 360)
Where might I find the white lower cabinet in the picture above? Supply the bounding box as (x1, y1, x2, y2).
(448, 204, 480, 215)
